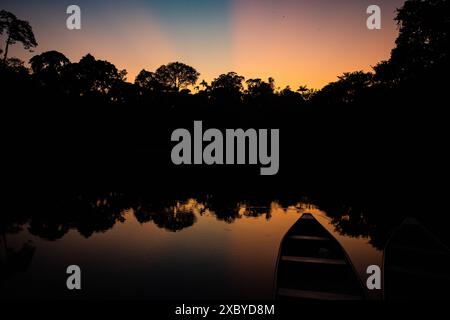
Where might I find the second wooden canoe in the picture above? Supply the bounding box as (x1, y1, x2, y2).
(383, 218, 450, 300)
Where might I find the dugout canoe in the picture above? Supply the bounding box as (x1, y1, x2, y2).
(274, 213, 366, 300)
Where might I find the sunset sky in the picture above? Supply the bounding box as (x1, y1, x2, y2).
(1, 0, 405, 89)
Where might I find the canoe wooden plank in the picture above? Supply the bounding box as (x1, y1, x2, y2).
(289, 235, 329, 241)
(278, 288, 363, 301)
(281, 255, 346, 265)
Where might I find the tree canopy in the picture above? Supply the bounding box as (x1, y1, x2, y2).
(374, 0, 450, 85)
(154, 62, 200, 92)
(70, 54, 127, 96)
(135, 69, 168, 93)
(0, 10, 37, 62)
(30, 51, 70, 75)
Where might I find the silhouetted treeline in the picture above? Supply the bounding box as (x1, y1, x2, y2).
(1, 0, 448, 213)
(2, 0, 448, 109)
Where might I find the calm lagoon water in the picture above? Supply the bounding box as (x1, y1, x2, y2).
(1, 197, 382, 300)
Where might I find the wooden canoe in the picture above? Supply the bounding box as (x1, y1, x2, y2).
(383, 218, 450, 300)
(274, 213, 366, 300)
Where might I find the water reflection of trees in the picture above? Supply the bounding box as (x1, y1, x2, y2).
(316, 199, 401, 250)
(1, 192, 397, 250)
(134, 200, 198, 232)
(0, 228, 36, 286)
(2, 192, 280, 239)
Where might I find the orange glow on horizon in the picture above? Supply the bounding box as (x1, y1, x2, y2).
(230, 0, 403, 89)
(6, 0, 405, 89)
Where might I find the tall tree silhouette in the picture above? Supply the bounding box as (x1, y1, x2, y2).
(0, 10, 37, 63)
(66, 54, 127, 97)
(30, 51, 70, 88)
(297, 85, 316, 101)
(4, 57, 28, 75)
(278, 86, 304, 106)
(211, 72, 245, 92)
(30, 51, 70, 75)
(245, 77, 275, 98)
(199, 79, 209, 91)
(135, 69, 168, 93)
(210, 72, 245, 104)
(374, 0, 450, 86)
(314, 71, 373, 105)
(154, 62, 200, 92)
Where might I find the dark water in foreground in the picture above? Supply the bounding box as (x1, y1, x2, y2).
(1, 195, 386, 300)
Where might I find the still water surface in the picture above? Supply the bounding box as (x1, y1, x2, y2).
(2, 198, 382, 300)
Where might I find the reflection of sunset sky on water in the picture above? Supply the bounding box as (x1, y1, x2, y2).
(3, 198, 381, 300)
(2, 0, 404, 88)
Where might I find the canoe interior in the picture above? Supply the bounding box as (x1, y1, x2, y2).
(275, 213, 365, 300)
(384, 218, 450, 300)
